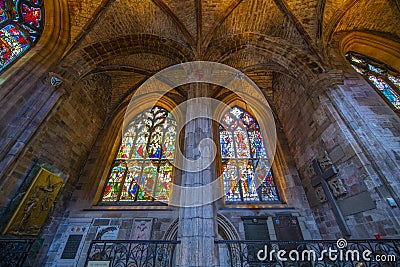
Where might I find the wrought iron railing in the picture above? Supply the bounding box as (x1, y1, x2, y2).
(216, 239, 400, 267)
(0, 238, 36, 267)
(85, 240, 179, 267)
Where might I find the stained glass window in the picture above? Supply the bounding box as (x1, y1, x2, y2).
(101, 107, 176, 203)
(346, 51, 400, 111)
(0, 0, 44, 72)
(220, 106, 279, 202)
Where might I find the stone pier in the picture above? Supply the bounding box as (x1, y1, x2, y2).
(176, 83, 220, 267)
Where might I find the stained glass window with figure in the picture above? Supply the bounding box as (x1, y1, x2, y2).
(220, 106, 279, 202)
(101, 107, 176, 203)
(346, 51, 400, 112)
(0, 0, 44, 72)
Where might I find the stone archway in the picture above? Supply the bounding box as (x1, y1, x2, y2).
(163, 214, 240, 267)
(163, 214, 240, 241)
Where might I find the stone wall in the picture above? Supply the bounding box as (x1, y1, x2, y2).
(0, 81, 62, 214)
(272, 69, 400, 239)
(40, 210, 178, 266)
(0, 74, 112, 250)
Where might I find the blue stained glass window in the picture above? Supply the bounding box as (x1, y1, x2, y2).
(346, 52, 400, 111)
(0, 0, 44, 72)
(102, 107, 176, 203)
(220, 106, 279, 202)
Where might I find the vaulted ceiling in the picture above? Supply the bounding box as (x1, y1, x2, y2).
(59, 0, 400, 112)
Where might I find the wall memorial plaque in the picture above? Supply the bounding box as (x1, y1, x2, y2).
(61, 234, 84, 259)
(87, 261, 110, 267)
(51, 221, 90, 267)
(273, 215, 303, 241)
(242, 217, 269, 264)
(273, 215, 303, 251)
(95, 225, 120, 240)
(130, 219, 153, 240)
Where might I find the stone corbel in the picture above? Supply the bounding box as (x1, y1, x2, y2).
(42, 72, 72, 97)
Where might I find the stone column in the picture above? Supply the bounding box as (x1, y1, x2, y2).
(176, 83, 219, 267)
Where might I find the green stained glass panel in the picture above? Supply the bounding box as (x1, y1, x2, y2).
(102, 162, 126, 201)
(155, 163, 173, 201)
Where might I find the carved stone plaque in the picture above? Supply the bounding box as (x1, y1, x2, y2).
(315, 186, 327, 203)
(130, 219, 153, 240)
(95, 226, 120, 240)
(328, 177, 347, 197)
(318, 151, 333, 170)
(3, 168, 64, 236)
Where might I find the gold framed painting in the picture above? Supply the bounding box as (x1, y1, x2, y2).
(3, 168, 64, 236)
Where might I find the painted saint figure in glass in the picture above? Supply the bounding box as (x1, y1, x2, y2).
(102, 107, 176, 203)
(220, 106, 279, 202)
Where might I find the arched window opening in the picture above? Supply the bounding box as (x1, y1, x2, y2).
(220, 106, 280, 202)
(0, 0, 44, 72)
(101, 106, 177, 203)
(346, 51, 400, 111)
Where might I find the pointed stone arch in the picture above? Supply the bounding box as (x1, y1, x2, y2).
(163, 214, 240, 241)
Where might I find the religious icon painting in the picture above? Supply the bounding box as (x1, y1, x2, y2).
(3, 168, 64, 236)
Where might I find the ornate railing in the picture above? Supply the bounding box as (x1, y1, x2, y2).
(85, 240, 179, 267)
(216, 239, 400, 267)
(0, 238, 36, 267)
